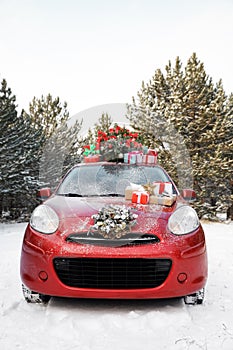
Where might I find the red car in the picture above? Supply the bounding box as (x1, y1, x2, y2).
(20, 162, 208, 305)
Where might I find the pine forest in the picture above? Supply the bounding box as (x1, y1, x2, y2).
(0, 53, 232, 221)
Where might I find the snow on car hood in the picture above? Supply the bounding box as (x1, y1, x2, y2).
(43, 195, 177, 237)
(44, 194, 177, 222)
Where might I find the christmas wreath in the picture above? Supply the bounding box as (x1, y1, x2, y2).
(90, 205, 138, 239)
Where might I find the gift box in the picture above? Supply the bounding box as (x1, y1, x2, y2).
(132, 191, 149, 205)
(136, 152, 143, 164)
(148, 149, 158, 156)
(142, 154, 157, 164)
(125, 183, 145, 200)
(124, 153, 136, 164)
(152, 182, 173, 195)
(149, 195, 176, 206)
(83, 143, 100, 163)
(84, 155, 100, 163)
(124, 151, 143, 164)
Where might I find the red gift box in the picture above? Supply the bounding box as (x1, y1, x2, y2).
(152, 182, 173, 195)
(84, 155, 100, 163)
(132, 191, 149, 204)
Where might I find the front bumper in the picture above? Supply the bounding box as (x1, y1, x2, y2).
(20, 224, 208, 299)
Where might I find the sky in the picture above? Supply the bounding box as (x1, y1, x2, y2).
(1, 0, 233, 124)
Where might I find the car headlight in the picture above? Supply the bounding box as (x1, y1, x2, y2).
(168, 205, 200, 235)
(30, 205, 59, 234)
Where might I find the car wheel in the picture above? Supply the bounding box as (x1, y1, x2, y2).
(184, 288, 205, 305)
(22, 284, 51, 304)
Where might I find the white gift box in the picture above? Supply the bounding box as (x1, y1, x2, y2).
(153, 182, 173, 195)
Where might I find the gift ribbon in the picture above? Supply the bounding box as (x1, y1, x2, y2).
(132, 191, 149, 204)
(153, 182, 172, 195)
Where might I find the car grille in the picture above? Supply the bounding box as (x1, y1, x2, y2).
(53, 258, 172, 289)
(66, 232, 160, 247)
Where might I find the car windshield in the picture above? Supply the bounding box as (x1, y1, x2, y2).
(56, 164, 175, 197)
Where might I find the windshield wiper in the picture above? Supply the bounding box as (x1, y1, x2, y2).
(58, 193, 124, 198)
(99, 193, 124, 197)
(57, 193, 83, 197)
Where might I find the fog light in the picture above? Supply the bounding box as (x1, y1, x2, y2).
(39, 271, 48, 281)
(177, 273, 187, 283)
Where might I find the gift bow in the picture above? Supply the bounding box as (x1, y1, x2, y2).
(147, 149, 158, 156)
(83, 144, 99, 156)
(143, 182, 156, 195)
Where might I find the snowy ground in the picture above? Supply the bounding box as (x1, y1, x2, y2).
(0, 221, 233, 350)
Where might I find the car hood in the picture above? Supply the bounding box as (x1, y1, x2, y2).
(42, 195, 186, 237)
(44, 194, 181, 221)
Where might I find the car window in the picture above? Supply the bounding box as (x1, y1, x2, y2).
(57, 164, 174, 197)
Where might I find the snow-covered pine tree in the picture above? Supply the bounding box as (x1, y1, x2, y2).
(127, 57, 192, 189)
(62, 121, 84, 175)
(39, 120, 83, 190)
(94, 113, 113, 135)
(221, 92, 233, 219)
(25, 94, 83, 190)
(127, 53, 233, 218)
(28, 94, 69, 138)
(84, 113, 113, 145)
(188, 79, 233, 217)
(0, 79, 42, 220)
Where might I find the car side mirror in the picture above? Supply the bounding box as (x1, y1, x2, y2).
(37, 188, 51, 202)
(181, 189, 197, 202)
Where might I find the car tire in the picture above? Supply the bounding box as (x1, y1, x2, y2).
(22, 284, 51, 304)
(184, 288, 205, 305)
